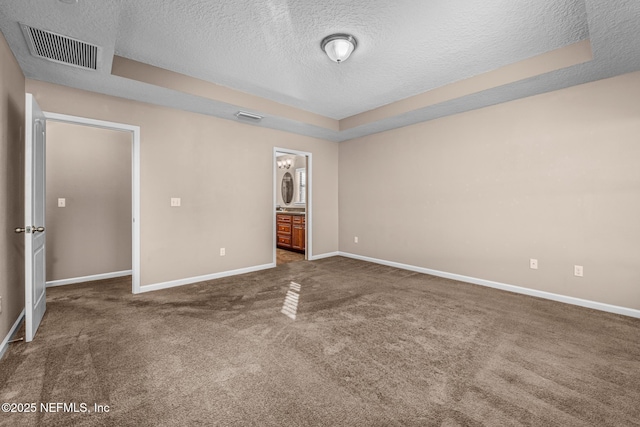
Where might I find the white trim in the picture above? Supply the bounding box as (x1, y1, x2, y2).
(338, 252, 640, 319)
(0, 309, 25, 360)
(46, 270, 133, 287)
(43, 112, 141, 294)
(274, 148, 313, 262)
(139, 263, 275, 293)
(131, 124, 141, 294)
(309, 251, 339, 260)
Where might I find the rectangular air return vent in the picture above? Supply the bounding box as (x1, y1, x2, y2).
(21, 24, 101, 71)
(235, 111, 263, 122)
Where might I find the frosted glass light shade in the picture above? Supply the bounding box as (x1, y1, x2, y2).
(321, 34, 357, 63)
(277, 158, 292, 169)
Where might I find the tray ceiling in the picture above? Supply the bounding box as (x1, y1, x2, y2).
(0, 0, 638, 141)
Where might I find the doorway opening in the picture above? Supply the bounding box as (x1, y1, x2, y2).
(43, 112, 141, 293)
(273, 148, 312, 265)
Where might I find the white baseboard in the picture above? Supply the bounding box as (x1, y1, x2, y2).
(338, 252, 640, 319)
(139, 263, 276, 293)
(46, 270, 133, 288)
(0, 309, 25, 361)
(309, 251, 339, 261)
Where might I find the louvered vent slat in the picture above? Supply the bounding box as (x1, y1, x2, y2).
(22, 24, 99, 71)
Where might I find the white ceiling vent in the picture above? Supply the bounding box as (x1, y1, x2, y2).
(21, 24, 101, 71)
(235, 111, 263, 122)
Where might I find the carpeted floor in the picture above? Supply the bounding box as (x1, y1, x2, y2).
(1, 256, 639, 426)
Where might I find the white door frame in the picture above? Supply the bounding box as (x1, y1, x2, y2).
(43, 112, 141, 294)
(273, 147, 312, 263)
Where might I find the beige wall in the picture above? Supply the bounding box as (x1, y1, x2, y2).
(27, 80, 339, 286)
(46, 122, 132, 281)
(339, 71, 640, 311)
(0, 32, 25, 341)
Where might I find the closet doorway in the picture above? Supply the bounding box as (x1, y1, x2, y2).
(44, 113, 141, 292)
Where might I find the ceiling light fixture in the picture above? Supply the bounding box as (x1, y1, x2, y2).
(58, 0, 79, 4)
(321, 33, 357, 63)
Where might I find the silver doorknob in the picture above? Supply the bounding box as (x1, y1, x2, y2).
(14, 226, 44, 233)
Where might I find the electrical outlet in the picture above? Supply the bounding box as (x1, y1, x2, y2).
(574, 265, 583, 277)
(354, 236, 358, 243)
(220, 248, 226, 256)
(530, 259, 538, 269)
(58, 198, 66, 207)
(170, 198, 181, 207)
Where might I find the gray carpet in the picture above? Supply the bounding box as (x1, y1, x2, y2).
(1, 256, 639, 426)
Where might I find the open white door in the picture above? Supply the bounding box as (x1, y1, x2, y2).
(22, 93, 47, 342)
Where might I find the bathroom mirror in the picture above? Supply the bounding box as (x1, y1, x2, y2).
(282, 172, 294, 204)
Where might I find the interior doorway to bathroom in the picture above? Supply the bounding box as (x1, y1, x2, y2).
(273, 148, 311, 265)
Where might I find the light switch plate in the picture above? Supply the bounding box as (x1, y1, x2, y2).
(574, 265, 583, 277)
(530, 259, 538, 269)
(170, 198, 181, 207)
(58, 198, 66, 207)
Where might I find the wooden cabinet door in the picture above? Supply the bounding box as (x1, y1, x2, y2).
(292, 224, 305, 251)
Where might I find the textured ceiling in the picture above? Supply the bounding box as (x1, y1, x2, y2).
(0, 0, 639, 142)
(114, 0, 589, 119)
